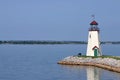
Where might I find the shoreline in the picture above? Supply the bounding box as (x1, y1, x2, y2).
(58, 56, 120, 73)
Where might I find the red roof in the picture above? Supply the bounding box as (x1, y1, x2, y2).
(90, 20, 98, 25)
(92, 46, 99, 50)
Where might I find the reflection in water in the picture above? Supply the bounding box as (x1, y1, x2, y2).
(87, 67, 100, 80)
(60, 65, 101, 80)
(60, 65, 120, 80)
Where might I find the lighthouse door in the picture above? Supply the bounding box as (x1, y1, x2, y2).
(94, 48, 98, 57)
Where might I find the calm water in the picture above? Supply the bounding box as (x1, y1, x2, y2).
(0, 44, 119, 80)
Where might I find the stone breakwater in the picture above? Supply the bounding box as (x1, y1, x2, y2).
(58, 56, 120, 73)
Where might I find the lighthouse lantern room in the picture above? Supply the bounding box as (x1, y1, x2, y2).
(86, 20, 102, 56)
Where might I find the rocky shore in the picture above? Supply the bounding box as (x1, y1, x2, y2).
(58, 56, 120, 73)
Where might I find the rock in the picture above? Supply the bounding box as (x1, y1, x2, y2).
(58, 56, 120, 73)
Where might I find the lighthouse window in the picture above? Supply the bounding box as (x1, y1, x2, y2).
(89, 34, 91, 38)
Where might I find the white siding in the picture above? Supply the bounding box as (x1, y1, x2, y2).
(86, 31, 102, 56)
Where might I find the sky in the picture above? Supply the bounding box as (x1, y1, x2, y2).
(0, 0, 120, 41)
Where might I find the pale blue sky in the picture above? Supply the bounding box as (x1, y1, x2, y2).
(0, 0, 120, 41)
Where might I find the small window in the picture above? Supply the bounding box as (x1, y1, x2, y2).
(89, 34, 91, 38)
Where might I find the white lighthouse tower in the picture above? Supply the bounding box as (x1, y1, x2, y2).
(86, 20, 102, 56)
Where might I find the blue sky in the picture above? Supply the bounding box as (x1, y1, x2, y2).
(0, 0, 120, 41)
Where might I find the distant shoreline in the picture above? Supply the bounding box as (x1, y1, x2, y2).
(0, 40, 120, 44)
(58, 56, 120, 73)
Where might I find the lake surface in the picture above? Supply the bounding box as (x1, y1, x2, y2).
(0, 44, 119, 80)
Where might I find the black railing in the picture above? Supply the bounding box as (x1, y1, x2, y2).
(89, 27, 100, 31)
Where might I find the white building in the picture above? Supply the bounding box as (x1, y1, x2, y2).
(86, 20, 102, 56)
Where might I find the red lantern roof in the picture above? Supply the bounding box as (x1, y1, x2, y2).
(92, 46, 99, 50)
(90, 20, 98, 25)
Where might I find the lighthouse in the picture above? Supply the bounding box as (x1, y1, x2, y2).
(86, 20, 102, 56)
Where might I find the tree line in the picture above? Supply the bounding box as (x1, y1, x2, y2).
(0, 40, 119, 45)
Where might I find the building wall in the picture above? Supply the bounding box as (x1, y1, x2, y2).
(86, 31, 102, 56)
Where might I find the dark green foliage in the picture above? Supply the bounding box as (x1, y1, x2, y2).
(0, 40, 87, 45)
(0, 40, 120, 45)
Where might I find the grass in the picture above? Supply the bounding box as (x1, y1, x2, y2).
(76, 55, 120, 60)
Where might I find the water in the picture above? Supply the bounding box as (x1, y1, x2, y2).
(0, 44, 119, 80)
